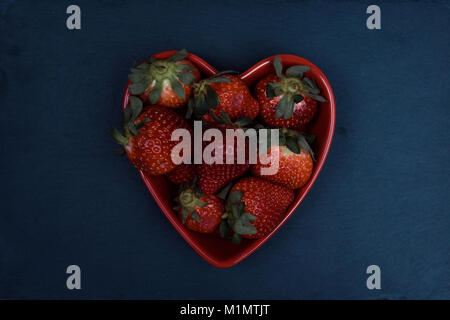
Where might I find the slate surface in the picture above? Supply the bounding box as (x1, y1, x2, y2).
(0, 0, 448, 299)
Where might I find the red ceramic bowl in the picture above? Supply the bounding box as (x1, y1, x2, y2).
(122, 51, 336, 268)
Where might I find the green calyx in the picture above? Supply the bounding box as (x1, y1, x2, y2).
(203, 109, 252, 129)
(219, 190, 257, 243)
(128, 49, 196, 103)
(279, 128, 316, 160)
(255, 126, 315, 159)
(266, 56, 327, 119)
(110, 96, 149, 147)
(173, 179, 208, 224)
(186, 71, 234, 119)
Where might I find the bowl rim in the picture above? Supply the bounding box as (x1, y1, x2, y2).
(122, 51, 336, 268)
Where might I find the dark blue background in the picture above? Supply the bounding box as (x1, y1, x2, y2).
(0, 0, 448, 299)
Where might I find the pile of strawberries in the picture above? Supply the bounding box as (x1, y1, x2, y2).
(112, 50, 326, 243)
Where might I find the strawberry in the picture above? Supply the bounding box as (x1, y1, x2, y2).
(196, 123, 250, 195)
(111, 97, 192, 175)
(255, 56, 326, 129)
(252, 128, 314, 189)
(187, 73, 259, 123)
(128, 49, 201, 108)
(220, 177, 294, 242)
(166, 164, 196, 185)
(174, 181, 224, 234)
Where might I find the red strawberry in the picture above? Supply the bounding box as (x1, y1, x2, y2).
(252, 129, 314, 189)
(128, 49, 201, 108)
(111, 97, 192, 175)
(220, 177, 294, 242)
(255, 56, 326, 129)
(187, 74, 259, 123)
(196, 124, 250, 195)
(174, 182, 224, 234)
(166, 164, 196, 185)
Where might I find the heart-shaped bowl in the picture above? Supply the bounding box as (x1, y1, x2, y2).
(122, 51, 335, 268)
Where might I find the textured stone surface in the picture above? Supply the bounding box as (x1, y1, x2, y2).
(0, 0, 449, 299)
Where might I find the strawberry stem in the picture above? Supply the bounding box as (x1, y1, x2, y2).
(111, 96, 146, 148)
(110, 128, 130, 146)
(268, 57, 326, 119)
(179, 189, 196, 208)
